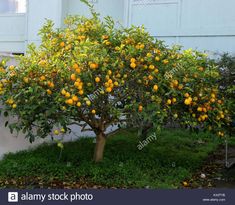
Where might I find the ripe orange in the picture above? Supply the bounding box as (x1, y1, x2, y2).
(138, 105, 143, 112)
(155, 56, 160, 61)
(105, 41, 111, 46)
(38, 60, 47, 67)
(172, 80, 178, 87)
(66, 99, 74, 105)
(95, 77, 101, 83)
(61, 89, 66, 95)
(86, 100, 91, 106)
(184, 98, 191, 105)
(172, 98, 177, 103)
(23, 77, 29, 83)
(107, 70, 112, 75)
(211, 93, 216, 98)
(143, 65, 148, 69)
(106, 87, 112, 93)
(146, 53, 152, 57)
(218, 100, 222, 104)
(76, 68, 81, 74)
(73, 63, 79, 70)
(104, 82, 109, 87)
(154, 69, 159, 74)
(78, 85, 83, 90)
(91, 109, 96, 114)
(102, 35, 109, 40)
(198, 67, 204, 71)
(47, 89, 52, 95)
(48, 81, 54, 88)
(12, 104, 17, 109)
(9, 65, 15, 71)
(139, 44, 145, 49)
(76, 102, 81, 107)
(78, 35, 86, 41)
(74, 81, 80, 87)
(71, 74, 76, 81)
(130, 62, 136, 69)
(153, 85, 158, 92)
(90, 63, 98, 69)
(60, 42, 65, 47)
(148, 75, 153, 81)
(217, 131, 224, 137)
(210, 98, 215, 103)
(183, 181, 189, 187)
(167, 99, 172, 105)
(184, 93, 190, 98)
(130, 58, 136, 63)
(40, 76, 46, 81)
(72, 95, 79, 102)
(78, 90, 84, 95)
(197, 107, 203, 112)
(163, 59, 169, 64)
(65, 92, 71, 98)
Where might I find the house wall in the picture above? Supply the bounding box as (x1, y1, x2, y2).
(26, 0, 64, 46)
(127, 0, 235, 54)
(66, 0, 125, 23)
(0, 13, 25, 53)
(1, 0, 235, 54)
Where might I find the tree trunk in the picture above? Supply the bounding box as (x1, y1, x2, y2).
(94, 132, 106, 162)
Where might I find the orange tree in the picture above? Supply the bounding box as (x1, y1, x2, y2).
(126, 48, 233, 138)
(0, 4, 232, 162)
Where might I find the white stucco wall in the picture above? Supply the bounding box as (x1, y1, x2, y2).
(127, 0, 235, 54)
(0, 13, 25, 53)
(26, 0, 64, 46)
(65, 0, 125, 23)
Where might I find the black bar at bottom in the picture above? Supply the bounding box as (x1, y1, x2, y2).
(0, 189, 234, 205)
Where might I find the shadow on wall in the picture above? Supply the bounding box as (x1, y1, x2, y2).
(0, 55, 36, 159)
(0, 114, 45, 159)
(0, 111, 96, 159)
(0, 110, 101, 158)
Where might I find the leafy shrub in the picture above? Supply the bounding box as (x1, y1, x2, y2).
(215, 53, 235, 134)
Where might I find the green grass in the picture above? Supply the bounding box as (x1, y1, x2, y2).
(0, 129, 221, 189)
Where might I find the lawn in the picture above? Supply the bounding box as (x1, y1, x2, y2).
(0, 129, 222, 189)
